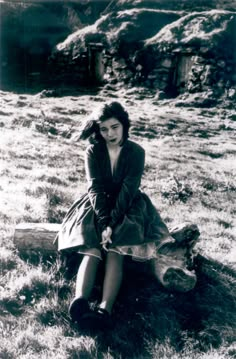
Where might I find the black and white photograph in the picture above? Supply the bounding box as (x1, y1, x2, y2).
(0, 0, 236, 358)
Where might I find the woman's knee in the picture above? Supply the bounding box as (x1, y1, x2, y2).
(79, 248, 102, 261)
(107, 251, 124, 265)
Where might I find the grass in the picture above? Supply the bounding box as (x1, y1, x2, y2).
(0, 90, 235, 358)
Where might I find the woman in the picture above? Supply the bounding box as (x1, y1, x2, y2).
(57, 101, 175, 329)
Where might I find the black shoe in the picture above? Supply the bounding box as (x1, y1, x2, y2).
(82, 307, 112, 331)
(69, 297, 90, 323)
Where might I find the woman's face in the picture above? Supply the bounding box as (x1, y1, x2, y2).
(99, 117, 124, 147)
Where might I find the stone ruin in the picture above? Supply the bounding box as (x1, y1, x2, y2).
(2, 0, 234, 104)
(103, 11, 236, 102)
(49, 9, 235, 103)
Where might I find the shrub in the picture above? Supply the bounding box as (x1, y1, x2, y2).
(161, 176, 193, 204)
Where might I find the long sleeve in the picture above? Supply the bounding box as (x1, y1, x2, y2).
(85, 145, 110, 232)
(109, 143, 145, 228)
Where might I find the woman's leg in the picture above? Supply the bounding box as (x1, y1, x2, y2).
(99, 252, 124, 314)
(75, 255, 100, 299)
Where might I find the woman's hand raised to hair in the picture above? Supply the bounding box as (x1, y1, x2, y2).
(100, 226, 112, 251)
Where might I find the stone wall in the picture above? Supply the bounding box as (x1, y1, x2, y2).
(133, 49, 236, 99)
(102, 10, 236, 101)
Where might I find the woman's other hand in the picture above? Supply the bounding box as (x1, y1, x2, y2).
(100, 226, 112, 250)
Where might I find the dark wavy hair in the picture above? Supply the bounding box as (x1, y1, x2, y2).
(79, 101, 130, 144)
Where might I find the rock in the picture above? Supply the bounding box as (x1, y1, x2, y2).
(227, 88, 236, 99)
(217, 59, 226, 68)
(161, 58, 173, 68)
(155, 91, 167, 100)
(38, 89, 61, 98)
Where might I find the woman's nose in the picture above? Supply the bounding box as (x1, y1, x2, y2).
(108, 128, 113, 137)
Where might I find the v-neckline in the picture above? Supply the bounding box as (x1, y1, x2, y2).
(105, 143, 124, 178)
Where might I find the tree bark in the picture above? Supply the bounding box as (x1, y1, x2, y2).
(14, 222, 200, 292)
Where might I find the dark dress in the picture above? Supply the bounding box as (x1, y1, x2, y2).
(57, 140, 170, 260)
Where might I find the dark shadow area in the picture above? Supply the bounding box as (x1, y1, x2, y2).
(40, 251, 236, 357)
(0, 0, 110, 95)
(98, 255, 236, 357)
(0, 80, 102, 97)
(4, 246, 235, 357)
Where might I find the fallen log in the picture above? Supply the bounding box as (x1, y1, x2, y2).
(14, 222, 60, 252)
(14, 222, 200, 292)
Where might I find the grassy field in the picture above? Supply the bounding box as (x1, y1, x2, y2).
(0, 88, 235, 358)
